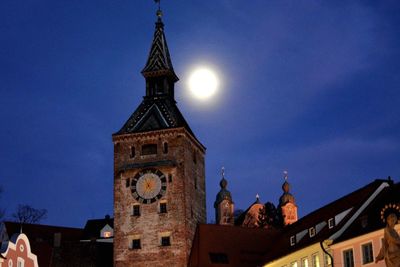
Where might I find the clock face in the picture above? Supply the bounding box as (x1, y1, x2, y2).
(131, 168, 167, 204)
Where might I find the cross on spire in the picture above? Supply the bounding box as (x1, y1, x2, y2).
(283, 170, 288, 181)
(154, 0, 162, 18)
(221, 167, 225, 178)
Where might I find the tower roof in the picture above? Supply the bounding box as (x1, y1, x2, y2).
(141, 16, 178, 82)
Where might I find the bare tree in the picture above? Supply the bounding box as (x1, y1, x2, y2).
(12, 204, 47, 224)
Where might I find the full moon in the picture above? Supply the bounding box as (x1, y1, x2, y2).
(188, 68, 219, 99)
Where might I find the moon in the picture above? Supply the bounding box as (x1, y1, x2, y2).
(188, 68, 219, 99)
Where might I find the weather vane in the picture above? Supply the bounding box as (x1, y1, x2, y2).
(283, 170, 288, 181)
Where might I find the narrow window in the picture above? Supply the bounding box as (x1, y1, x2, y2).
(343, 249, 354, 267)
(131, 239, 141, 249)
(141, 144, 157, 155)
(209, 253, 229, 264)
(194, 176, 197, 189)
(160, 202, 167, 214)
(309, 227, 316, 237)
(325, 252, 332, 267)
(312, 254, 320, 267)
(130, 146, 135, 158)
(161, 236, 171, 246)
(361, 243, 373, 264)
(290, 235, 296, 246)
(301, 257, 309, 267)
(163, 142, 168, 154)
(126, 178, 130, 188)
(133, 205, 140, 216)
(168, 174, 172, 183)
(290, 262, 298, 267)
(328, 218, 335, 229)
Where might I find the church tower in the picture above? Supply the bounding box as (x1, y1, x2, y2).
(112, 7, 206, 267)
(214, 168, 234, 225)
(279, 171, 298, 226)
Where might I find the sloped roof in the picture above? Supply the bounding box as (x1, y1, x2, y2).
(141, 17, 178, 82)
(334, 180, 399, 243)
(263, 179, 390, 264)
(235, 199, 263, 227)
(189, 224, 280, 267)
(114, 97, 196, 137)
(82, 216, 114, 240)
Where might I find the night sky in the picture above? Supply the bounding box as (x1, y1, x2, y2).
(1, 1, 399, 228)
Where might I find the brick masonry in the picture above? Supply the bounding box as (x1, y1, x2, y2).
(113, 128, 206, 267)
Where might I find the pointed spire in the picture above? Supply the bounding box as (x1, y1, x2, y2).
(141, 2, 178, 83)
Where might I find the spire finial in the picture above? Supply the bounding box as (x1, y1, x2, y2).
(154, 0, 162, 18)
(256, 194, 260, 200)
(283, 170, 288, 181)
(221, 167, 225, 179)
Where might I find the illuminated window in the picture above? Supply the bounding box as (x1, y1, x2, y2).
(133, 204, 140, 216)
(362, 242, 373, 264)
(312, 253, 320, 267)
(291, 261, 298, 267)
(343, 249, 354, 267)
(301, 257, 309, 267)
(325, 252, 332, 267)
(103, 231, 112, 238)
(17, 257, 24, 267)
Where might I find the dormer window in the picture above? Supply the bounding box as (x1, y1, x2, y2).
(141, 144, 157, 155)
(290, 235, 296, 246)
(328, 218, 335, 229)
(309, 227, 316, 237)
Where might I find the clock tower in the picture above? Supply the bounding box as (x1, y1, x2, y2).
(112, 8, 206, 267)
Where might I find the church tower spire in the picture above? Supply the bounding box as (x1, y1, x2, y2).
(214, 167, 234, 225)
(113, 3, 206, 266)
(279, 171, 298, 225)
(141, 7, 178, 98)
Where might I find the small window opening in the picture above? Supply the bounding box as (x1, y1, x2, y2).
(130, 146, 135, 158)
(168, 174, 172, 183)
(131, 239, 141, 249)
(133, 205, 140, 216)
(194, 176, 197, 189)
(160, 202, 167, 214)
(290, 235, 296, 246)
(141, 144, 157, 155)
(328, 218, 335, 229)
(309, 227, 316, 237)
(193, 151, 197, 164)
(161, 236, 171, 246)
(126, 178, 130, 188)
(163, 142, 168, 154)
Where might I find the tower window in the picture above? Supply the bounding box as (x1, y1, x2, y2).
(161, 236, 171, 246)
(168, 174, 172, 183)
(130, 146, 135, 158)
(141, 144, 157, 155)
(194, 176, 197, 189)
(160, 202, 167, 214)
(126, 178, 130, 188)
(133, 205, 140, 216)
(163, 142, 168, 154)
(131, 238, 141, 249)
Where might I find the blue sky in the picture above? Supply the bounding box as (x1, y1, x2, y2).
(1, 1, 399, 227)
